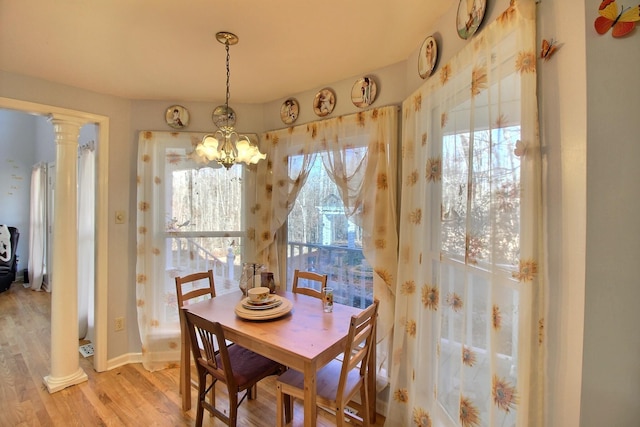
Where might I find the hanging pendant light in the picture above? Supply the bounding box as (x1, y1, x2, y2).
(195, 31, 266, 169)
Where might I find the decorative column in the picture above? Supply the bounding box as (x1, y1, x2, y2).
(43, 114, 88, 393)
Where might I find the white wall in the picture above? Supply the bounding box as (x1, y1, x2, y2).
(0, 112, 98, 272)
(34, 115, 55, 162)
(582, 2, 640, 425)
(130, 100, 265, 135)
(0, 109, 38, 273)
(262, 61, 407, 131)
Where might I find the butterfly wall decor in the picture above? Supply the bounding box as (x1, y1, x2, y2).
(540, 38, 560, 61)
(513, 140, 527, 158)
(594, 0, 640, 37)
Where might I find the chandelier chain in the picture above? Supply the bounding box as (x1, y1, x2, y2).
(225, 41, 231, 110)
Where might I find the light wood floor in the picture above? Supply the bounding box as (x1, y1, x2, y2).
(0, 282, 386, 426)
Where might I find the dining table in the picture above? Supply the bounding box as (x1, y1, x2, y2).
(184, 289, 376, 427)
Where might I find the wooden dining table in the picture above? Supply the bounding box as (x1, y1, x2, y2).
(185, 290, 376, 427)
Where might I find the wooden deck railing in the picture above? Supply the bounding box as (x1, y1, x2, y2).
(287, 241, 374, 308)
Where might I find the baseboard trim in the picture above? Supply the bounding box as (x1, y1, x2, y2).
(107, 352, 142, 370)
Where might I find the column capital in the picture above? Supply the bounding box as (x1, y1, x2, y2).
(47, 113, 89, 127)
(48, 114, 86, 146)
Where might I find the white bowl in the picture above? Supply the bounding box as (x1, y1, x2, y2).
(248, 286, 270, 303)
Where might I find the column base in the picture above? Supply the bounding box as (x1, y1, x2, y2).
(43, 367, 88, 393)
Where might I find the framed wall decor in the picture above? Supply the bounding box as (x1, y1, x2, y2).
(280, 98, 299, 125)
(313, 88, 336, 117)
(165, 105, 189, 129)
(418, 36, 438, 79)
(456, 0, 487, 40)
(351, 77, 377, 108)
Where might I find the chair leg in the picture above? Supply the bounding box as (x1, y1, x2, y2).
(248, 383, 258, 400)
(276, 383, 284, 427)
(179, 363, 184, 397)
(336, 403, 346, 427)
(276, 383, 293, 427)
(195, 373, 207, 427)
(360, 385, 371, 426)
(284, 394, 293, 425)
(209, 379, 216, 418)
(286, 395, 293, 424)
(228, 389, 239, 427)
(180, 335, 192, 411)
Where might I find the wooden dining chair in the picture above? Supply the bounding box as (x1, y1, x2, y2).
(275, 299, 379, 427)
(291, 269, 328, 299)
(183, 309, 283, 427)
(175, 270, 216, 411)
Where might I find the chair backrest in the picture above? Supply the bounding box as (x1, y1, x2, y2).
(183, 310, 236, 387)
(175, 270, 216, 308)
(0, 226, 19, 270)
(337, 299, 379, 395)
(175, 270, 216, 362)
(291, 269, 327, 299)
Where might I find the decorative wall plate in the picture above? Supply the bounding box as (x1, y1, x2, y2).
(351, 77, 377, 108)
(165, 105, 189, 129)
(418, 36, 438, 79)
(456, 0, 486, 40)
(313, 88, 336, 117)
(280, 98, 299, 125)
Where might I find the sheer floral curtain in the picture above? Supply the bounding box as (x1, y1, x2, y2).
(254, 105, 398, 381)
(136, 131, 222, 371)
(388, 1, 546, 426)
(251, 125, 317, 282)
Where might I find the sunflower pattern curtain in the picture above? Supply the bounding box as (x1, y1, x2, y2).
(135, 131, 220, 371)
(253, 105, 398, 380)
(387, 1, 546, 426)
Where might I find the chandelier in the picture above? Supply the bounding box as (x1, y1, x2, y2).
(195, 32, 266, 169)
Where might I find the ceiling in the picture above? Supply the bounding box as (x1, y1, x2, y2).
(0, 0, 452, 104)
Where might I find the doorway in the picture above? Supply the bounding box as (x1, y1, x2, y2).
(0, 96, 109, 372)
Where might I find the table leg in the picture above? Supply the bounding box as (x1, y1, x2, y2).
(303, 363, 317, 427)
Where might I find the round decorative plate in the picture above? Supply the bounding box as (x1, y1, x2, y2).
(313, 88, 336, 117)
(165, 105, 189, 129)
(280, 98, 299, 125)
(418, 36, 438, 79)
(351, 77, 377, 108)
(241, 297, 283, 310)
(456, 0, 487, 40)
(235, 295, 293, 320)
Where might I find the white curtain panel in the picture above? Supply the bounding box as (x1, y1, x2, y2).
(387, 1, 546, 425)
(78, 146, 95, 341)
(28, 163, 46, 291)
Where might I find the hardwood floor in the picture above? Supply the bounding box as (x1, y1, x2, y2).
(0, 282, 386, 426)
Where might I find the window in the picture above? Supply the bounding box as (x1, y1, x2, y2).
(436, 123, 521, 425)
(255, 106, 398, 384)
(286, 148, 373, 308)
(136, 132, 250, 370)
(431, 70, 523, 426)
(163, 162, 246, 323)
(388, 5, 544, 425)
